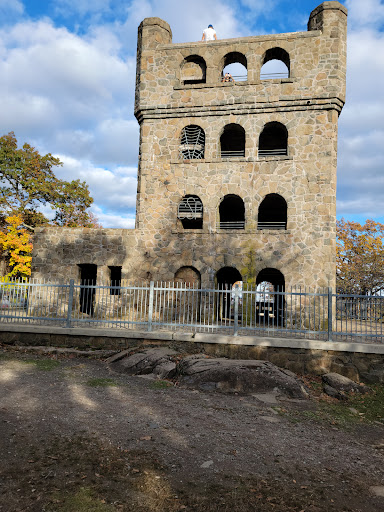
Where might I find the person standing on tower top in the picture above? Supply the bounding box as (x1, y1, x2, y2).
(202, 24, 217, 41)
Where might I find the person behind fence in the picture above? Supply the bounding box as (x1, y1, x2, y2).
(222, 72, 235, 83)
(202, 24, 217, 41)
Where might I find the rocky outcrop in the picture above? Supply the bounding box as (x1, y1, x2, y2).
(177, 356, 308, 398)
(108, 347, 178, 379)
(109, 349, 309, 398)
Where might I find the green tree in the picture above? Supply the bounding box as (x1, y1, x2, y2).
(0, 132, 98, 228)
(336, 219, 384, 295)
(0, 132, 100, 277)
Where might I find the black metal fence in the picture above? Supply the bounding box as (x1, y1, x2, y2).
(1, 279, 383, 344)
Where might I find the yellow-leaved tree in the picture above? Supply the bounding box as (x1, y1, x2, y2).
(0, 215, 32, 278)
(336, 219, 384, 295)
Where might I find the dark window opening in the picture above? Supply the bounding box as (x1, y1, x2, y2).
(78, 264, 97, 315)
(220, 124, 245, 158)
(258, 193, 287, 230)
(221, 51, 247, 82)
(256, 268, 285, 326)
(219, 195, 245, 230)
(178, 195, 203, 229)
(216, 266, 242, 319)
(182, 55, 207, 85)
(258, 122, 288, 157)
(109, 266, 122, 295)
(260, 47, 290, 79)
(179, 125, 205, 160)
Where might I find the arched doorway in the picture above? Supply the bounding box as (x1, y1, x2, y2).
(174, 266, 201, 323)
(256, 268, 285, 326)
(216, 267, 242, 320)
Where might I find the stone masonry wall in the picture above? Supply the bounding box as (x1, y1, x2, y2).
(32, 2, 347, 293)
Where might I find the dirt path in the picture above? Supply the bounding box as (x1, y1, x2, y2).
(1, 348, 384, 512)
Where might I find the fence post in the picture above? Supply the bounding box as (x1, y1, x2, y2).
(148, 281, 154, 332)
(327, 287, 333, 342)
(233, 288, 239, 336)
(66, 279, 75, 328)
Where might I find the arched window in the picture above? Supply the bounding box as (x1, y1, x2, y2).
(256, 268, 285, 326)
(258, 194, 287, 230)
(258, 122, 288, 157)
(177, 195, 203, 229)
(219, 195, 245, 230)
(221, 52, 247, 82)
(220, 124, 245, 158)
(179, 125, 205, 160)
(260, 48, 290, 79)
(181, 55, 206, 85)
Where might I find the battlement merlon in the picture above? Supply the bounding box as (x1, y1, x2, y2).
(134, 1, 347, 120)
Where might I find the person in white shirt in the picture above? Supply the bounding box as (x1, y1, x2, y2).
(202, 24, 217, 41)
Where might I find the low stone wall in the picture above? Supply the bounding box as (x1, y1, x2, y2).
(1, 325, 384, 384)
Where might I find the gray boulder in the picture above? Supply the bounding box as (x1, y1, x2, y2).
(177, 357, 308, 399)
(110, 347, 177, 379)
(322, 373, 371, 394)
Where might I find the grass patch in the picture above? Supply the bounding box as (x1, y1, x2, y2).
(347, 384, 384, 423)
(149, 379, 173, 389)
(86, 378, 118, 387)
(290, 384, 384, 427)
(22, 358, 60, 371)
(51, 487, 115, 512)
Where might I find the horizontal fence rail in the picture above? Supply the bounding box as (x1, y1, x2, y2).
(1, 280, 384, 344)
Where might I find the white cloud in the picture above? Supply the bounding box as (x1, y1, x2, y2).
(0, 0, 24, 15)
(346, 0, 384, 30)
(57, 155, 138, 219)
(336, 1, 384, 220)
(0, 19, 135, 161)
(91, 206, 135, 228)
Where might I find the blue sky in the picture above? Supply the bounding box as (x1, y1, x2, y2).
(0, 0, 383, 227)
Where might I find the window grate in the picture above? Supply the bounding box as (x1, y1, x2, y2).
(179, 125, 205, 160)
(178, 196, 203, 220)
(257, 222, 287, 230)
(258, 148, 287, 157)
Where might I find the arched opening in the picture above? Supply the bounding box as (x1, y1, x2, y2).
(216, 266, 242, 319)
(256, 268, 285, 326)
(174, 266, 201, 322)
(258, 122, 288, 157)
(220, 124, 245, 158)
(219, 195, 245, 230)
(221, 51, 247, 82)
(179, 125, 205, 160)
(174, 266, 201, 287)
(260, 48, 290, 79)
(181, 55, 206, 85)
(177, 195, 203, 229)
(258, 194, 287, 230)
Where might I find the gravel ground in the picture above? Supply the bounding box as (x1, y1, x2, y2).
(1, 347, 384, 512)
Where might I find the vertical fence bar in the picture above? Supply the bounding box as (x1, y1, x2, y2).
(327, 288, 333, 342)
(66, 279, 75, 328)
(147, 281, 154, 332)
(233, 288, 239, 336)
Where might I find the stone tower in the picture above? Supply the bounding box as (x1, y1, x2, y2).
(133, 1, 347, 290)
(32, 1, 347, 293)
